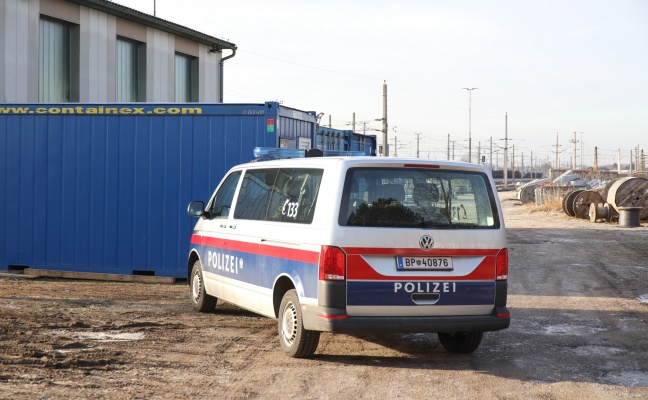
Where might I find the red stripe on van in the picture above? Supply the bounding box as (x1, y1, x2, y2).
(345, 251, 498, 281)
(342, 247, 500, 257)
(191, 234, 319, 264)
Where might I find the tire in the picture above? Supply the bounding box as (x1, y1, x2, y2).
(190, 260, 217, 312)
(437, 331, 483, 353)
(278, 289, 320, 358)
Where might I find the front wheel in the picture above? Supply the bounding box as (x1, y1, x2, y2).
(190, 260, 217, 312)
(438, 331, 483, 353)
(278, 289, 320, 358)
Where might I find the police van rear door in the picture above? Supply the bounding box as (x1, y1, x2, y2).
(336, 162, 506, 317)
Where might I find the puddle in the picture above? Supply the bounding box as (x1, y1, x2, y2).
(573, 346, 625, 356)
(76, 332, 144, 341)
(603, 371, 648, 388)
(543, 324, 607, 335)
(54, 330, 144, 342)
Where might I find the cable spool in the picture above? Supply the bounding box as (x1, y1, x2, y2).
(563, 190, 584, 217)
(589, 203, 609, 223)
(618, 207, 643, 227)
(605, 203, 618, 221)
(519, 185, 537, 204)
(573, 190, 605, 219)
(606, 177, 648, 220)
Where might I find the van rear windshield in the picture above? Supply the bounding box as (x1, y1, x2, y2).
(339, 167, 500, 229)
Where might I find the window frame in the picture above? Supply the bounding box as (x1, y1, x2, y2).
(208, 171, 242, 219)
(116, 36, 146, 102)
(232, 167, 324, 225)
(338, 167, 501, 229)
(174, 52, 198, 102)
(39, 16, 79, 102)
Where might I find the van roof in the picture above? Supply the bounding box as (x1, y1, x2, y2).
(237, 156, 493, 174)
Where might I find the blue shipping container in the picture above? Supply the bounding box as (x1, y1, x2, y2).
(350, 132, 377, 156)
(315, 126, 376, 156)
(0, 102, 316, 278)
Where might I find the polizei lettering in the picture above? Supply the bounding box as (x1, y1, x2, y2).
(207, 251, 243, 274)
(394, 282, 456, 293)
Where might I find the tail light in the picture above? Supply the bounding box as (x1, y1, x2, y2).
(496, 248, 508, 280)
(319, 246, 346, 281)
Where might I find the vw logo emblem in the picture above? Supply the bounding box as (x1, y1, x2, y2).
(419, 235, 434, 251)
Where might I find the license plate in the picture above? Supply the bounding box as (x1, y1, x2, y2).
(396, 256, 453, 271)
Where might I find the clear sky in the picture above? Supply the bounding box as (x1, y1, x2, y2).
(115, 0, 647, 169)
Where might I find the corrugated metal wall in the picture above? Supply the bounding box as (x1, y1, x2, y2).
(315, 127, 377, 156)
(0, 102, 316, 277)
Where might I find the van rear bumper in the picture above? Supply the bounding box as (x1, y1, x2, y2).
(303, 306, 511, 333)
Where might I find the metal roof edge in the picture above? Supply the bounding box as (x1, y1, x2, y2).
(68, 0, 237, 50)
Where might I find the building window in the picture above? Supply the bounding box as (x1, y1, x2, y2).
(116, 37, 145, 102)
(39, 17, 77, 102)
(175, 53, 197, 102)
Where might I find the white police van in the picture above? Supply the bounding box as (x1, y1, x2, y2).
(187, 148, 510, 358)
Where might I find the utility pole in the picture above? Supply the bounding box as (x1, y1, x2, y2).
(328, 115, 332, 128)
(580, 132, 584, 169)
(478, 141, 481, 164)
(489, 137, 493, 170)
(618, 148, 621, 175)
(447, 134, 450, 160)
(416, 133, 421, 158)
(531, 151, 534, 178)
(570, 132, 577, 170)
(394, 136, 398, 157)
(512, 145, 516, 185)
(504, 112, 509, 188)
(554, 132, 559, 175)
(594, 147, 598, 171)
(462, 87, 478, 163)
(382, 81, 389, 157)
(352, 112, 356, 133)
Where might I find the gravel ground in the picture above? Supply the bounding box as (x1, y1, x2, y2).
(1, 190, 647, 399)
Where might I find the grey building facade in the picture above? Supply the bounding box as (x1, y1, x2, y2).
(1, 0, 237, 103)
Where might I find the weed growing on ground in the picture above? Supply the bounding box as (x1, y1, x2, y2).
(523, 196, 563, 213)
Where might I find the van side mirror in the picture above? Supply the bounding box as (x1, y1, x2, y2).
(187, 201, 205, 217)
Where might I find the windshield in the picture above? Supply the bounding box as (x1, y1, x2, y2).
(338, 167, 500, 229)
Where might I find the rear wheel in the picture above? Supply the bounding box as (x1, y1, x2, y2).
(190, 260, 217, 312)
(278, 289, 320, 358)
(438, 331, 483, 353)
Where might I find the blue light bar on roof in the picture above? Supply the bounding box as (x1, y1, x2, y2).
(322, 150, 367, 157)
(253, 147, 306, 159)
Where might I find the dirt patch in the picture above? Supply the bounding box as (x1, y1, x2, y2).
(1, 191, 647, 399)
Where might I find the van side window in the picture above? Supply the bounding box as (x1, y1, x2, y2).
(234, 168, 323, 224)
(267, 168, 323, 224)
(210, 171, 241, 218)
(234, 169, 277, 220)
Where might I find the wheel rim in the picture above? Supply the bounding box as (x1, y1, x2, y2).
(281, 300, 298, 346)
(192, 271, 202, 303)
